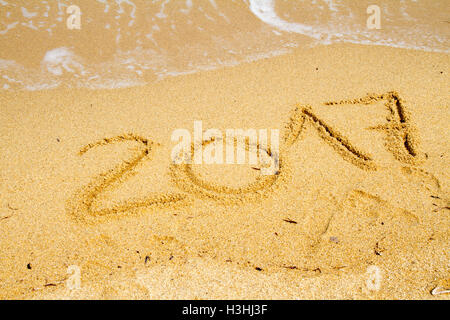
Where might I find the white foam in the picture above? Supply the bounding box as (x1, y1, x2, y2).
(1, 0, 448, 91)
(96, 0, 110, 13)
(0, 21, 18, 35)
(25, 82, 60, 91)
(21, 20, 38, 30)
(0, 59, 15, 68)
(21, 7, 38, 18)
(324, 0, 338, 12)
(156, 0, 170, 19)
(3, 74, 23, 84)
(180, 0, 193, 14)
(209, 0, 217, 10)
(85, 78, 144, 89)
(42, 47, 85, 76)
(248, 0, 449, 52)
(115, 0, 137, 26)
(249, 0, 323, 39)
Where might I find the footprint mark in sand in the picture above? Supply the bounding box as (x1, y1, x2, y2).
(346, 189, 419, 223)
(400, 166, 442, 193)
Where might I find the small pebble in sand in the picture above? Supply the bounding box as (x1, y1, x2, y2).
(330, 236, 339, 244)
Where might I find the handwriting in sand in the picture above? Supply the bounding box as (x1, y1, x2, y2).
(67, 92, 438, 222)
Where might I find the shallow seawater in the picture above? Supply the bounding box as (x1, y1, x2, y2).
(0, 0, 448, 90)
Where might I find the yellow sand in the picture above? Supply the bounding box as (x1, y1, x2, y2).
(0, 44, 449, 299)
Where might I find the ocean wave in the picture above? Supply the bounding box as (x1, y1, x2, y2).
(0, 0, 448, 90)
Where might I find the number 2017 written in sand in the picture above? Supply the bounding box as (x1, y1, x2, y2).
(67, 92, 429, 222)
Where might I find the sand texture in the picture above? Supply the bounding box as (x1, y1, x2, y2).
(0, 44, 449, 299)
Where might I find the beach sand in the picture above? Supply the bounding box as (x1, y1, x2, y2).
(0, 43, 449, 299)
